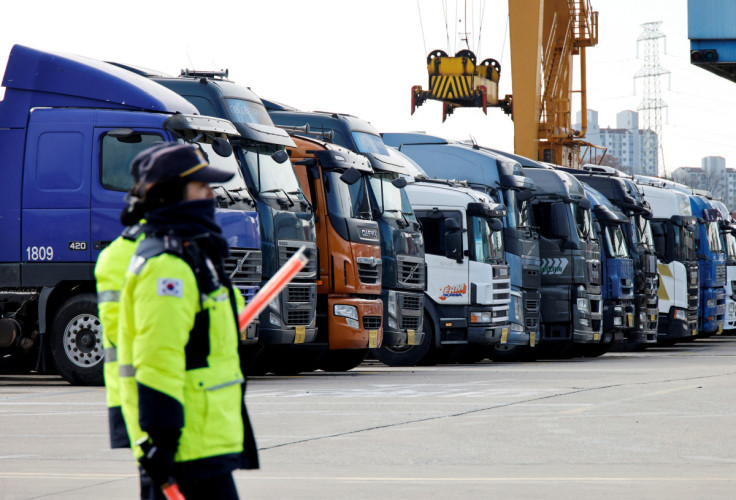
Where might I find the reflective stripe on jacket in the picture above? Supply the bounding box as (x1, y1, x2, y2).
(94, 226, 145, 449)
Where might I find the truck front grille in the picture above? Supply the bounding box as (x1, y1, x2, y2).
(363, 316, 382, 330)
(401, 294, 422, 311)
(225, 248, 262, 285)
(716, 264, 726, 283)
(287, 285, 313, 303)
(357, 262, 381, 284)
(401, 316, 421, 330)
(278, 240, 318, 278)
(397, 256, 425, 288)
(287, 310, 311, 326)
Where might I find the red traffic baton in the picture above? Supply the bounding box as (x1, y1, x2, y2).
(238, 246, 309, 333)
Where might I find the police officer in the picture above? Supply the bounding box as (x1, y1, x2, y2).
(116, 142, 259, 500)
(95, 144, 173, 449)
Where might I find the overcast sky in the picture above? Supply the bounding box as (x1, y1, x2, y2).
(2, 0, 732, 177)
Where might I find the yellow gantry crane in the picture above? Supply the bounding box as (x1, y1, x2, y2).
(411, 0, 601, 168)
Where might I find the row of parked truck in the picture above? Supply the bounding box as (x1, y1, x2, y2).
(0, 45, 733, 385)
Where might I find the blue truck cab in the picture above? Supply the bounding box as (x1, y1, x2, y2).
(263, 107, 427, 353)
(381, 133, 540, 360)
(689, 195, 727, 335)
(110, 68, 320, 373)
(582, 184, 636, 353)
(0, 45, 261, 384)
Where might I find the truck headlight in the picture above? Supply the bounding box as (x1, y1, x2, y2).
(470, 311, 492, 323)
(387, 290, 397, 318)
(269, 294, 280, 312)
(613, 316, 623, 326)
(270, 312, 281, 326)
(510, 323, 525, 332)
(672, 309, 687, 321)
(707, 299, 716, 308)
(729, 302, 735, 314)
(494, 266, 509, 278)
(334, 304, 359, 321)
(514, 297, 523, 323)
(388, 317, 398, 329)
(346, 318, 360, 329)
(576, 298, 590, 313)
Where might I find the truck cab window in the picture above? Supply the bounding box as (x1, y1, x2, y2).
(417, 211, 461, 256)
(100, 133, 164, 191)
(470, 215, 504, 264)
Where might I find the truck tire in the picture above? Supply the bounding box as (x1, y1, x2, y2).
(49, 294, 104, 386)
(371, 313, 436, 367)
(319, 349, 368, 372)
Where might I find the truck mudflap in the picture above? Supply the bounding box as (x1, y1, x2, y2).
(327, 297, 383, 350)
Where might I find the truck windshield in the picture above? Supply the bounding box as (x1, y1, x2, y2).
(605, 225, 630, 258)
(224, 98, 274, 126)
(706, 221, 724, 253)
(502, 190, 527, 230)
(725, 232, 736, 263)
(677, 226, 696, 261)
(240, 144, 303, 197)
(632, 215, 655, 250)
(352, 131, 391, 156)
(573, 204, 595, 241)
(368, 173, 416, 221)
(323, 170, 372, 220)
(470, 215, 505, 264)
(201, 142, 255, 207)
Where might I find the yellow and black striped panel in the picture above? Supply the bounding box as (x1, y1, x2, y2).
(429, 75, 473, 100)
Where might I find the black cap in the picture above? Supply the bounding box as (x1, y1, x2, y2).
(130, 142, 234, 195)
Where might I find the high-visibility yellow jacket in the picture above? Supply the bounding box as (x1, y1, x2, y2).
(118, 233, 258, 479)
(94, 223, 146, 448)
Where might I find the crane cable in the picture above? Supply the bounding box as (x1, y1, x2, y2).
(416, 0, 428, 55)
(443, 0, 451, 54)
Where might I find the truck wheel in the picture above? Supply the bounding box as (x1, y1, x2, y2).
(371, 314, 436, 367)
(49, 294, 104, 386)
(319, 349, 368, 372)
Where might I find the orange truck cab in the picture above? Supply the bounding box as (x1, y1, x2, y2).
(288, 135, 383, 371)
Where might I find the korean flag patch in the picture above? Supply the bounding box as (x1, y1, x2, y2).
(157, 278, 184, 298)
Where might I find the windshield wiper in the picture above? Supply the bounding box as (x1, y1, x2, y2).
(213, 185, 235, 206)
(384, 208, 410, 228)
(261, 188, 295, 207)
(287, 190, 312, 212)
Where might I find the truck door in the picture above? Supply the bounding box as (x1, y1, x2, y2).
(21, 110, 93, 282)
(91, 128, 168, 259)
(416, 210, 469, 304)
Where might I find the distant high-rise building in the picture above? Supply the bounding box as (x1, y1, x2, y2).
(576, 109, 658, 176)
(670, 156, 736, 210)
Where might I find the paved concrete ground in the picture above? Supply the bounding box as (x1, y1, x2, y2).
(2, 337, 736, 499)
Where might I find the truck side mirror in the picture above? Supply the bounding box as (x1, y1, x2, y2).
(489, 218, 503, 231)
(444, 218, 463, 262)
(212, 137, 233, 158)
(340, 167, 362, 185)
(391, 177, 408, 189)
(271, 149, 289, 164)
(516, 189, 533, 202)
(579, 198, 592, 210)
(108, 128, 142, 143)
